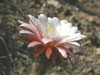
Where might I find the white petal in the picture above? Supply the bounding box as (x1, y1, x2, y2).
(68, 33, 86, 41)
(60, 20, 68, 25)
(28, 15, 38, 25)
(38, 14, 48, 25)
(68, 27, 78, 35)
(20, 23, 33, 31)
(42, 38, 52, 44)
(79, 34, 86, 38)
(18, 20, 24, 24)
(51, 17, 60, 26)
(60, 23, 72, 36)
(58, 48, 67, 58)
(48, 17, 52, 22)
(20, 30, 34, 35)
(55, 24, 61, 33)
(69, 42, 80, 46)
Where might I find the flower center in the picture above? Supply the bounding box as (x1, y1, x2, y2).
(47, 23, 53, 31)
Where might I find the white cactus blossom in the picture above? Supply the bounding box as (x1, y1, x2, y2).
(19, 14, 86, 59)
(28, 14, 86, 45)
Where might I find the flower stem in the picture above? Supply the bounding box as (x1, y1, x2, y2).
(35, 55, 51, 75)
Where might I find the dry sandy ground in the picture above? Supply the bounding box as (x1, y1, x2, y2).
(0, 0, 100, 75)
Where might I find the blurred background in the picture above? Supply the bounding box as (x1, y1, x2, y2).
(0, 0, 100, 75)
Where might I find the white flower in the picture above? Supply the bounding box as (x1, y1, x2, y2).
(19, 14, 86, 62)
(28, 14, 86, 45)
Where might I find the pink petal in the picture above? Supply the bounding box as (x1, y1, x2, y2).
(28, 41, 41, 47)
(57, 48, 67, 58)
(46, 48, 52, 59)
(28, 18, 42, 40)
(59, 46, 82, 64)
(53, 47, 66, 69)
(20, 23, 33, 32)
(18, 36, 31, 42)
(51, 52, 55, 65)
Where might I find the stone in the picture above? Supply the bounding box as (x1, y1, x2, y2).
(95, 48, 100, 55)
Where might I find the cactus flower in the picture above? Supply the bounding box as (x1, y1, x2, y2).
(18, 14, 86, 68)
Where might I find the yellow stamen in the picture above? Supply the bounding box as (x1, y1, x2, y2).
(48, 23, 53, 31)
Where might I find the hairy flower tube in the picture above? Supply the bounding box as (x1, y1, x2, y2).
(18, 14, 86, 68)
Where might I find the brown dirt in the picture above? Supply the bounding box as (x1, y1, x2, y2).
(0, 0, 100, 75)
